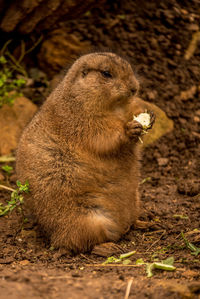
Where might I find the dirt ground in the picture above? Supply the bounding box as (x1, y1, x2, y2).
(0, 0, 200, 298)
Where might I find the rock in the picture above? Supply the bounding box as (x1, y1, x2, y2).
(0, 0, 105, 34)
(92, 242, 123, 257)
(179, 86, 197, 101)
(157, 158, 169, 166)
(193, 116, 200, 123)
(0, 97, 37, 155)
(146, 90, 158, 101)
(38, 29, 91, 77)
(19, 260, 30, 266)
(0, 173, 5, 181)
(131, 97, 174, 147)
(188, 24, 199, 31)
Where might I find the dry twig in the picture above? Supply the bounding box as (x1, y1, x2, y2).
(124, 278, 133, 299)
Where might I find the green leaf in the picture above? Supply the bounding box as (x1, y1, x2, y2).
(173, 214, 189, 220)
(146, 257, 176, 278)
(181, 232, 200, 256)
(120, 251, 136, 259)
(140, 177, 151, 184)
(1, 165, 13, 175)
(0, 56, 7, 64)
(153, 262, 176, 271)
(103, 256, 121, 264)
(16, 180, 29, 193)
(118, 14, 126, 20)
(136, 258, 145, 265)
(162, 256, 174, 266)
(122, 259, 131, 265)
(146, 263, 154, 278)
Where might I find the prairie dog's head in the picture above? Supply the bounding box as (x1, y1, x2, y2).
(63, 52, 139, 113)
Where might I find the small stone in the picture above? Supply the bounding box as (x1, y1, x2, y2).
(195, 109, 200, 116)
(181, 9, 188, 15)
(179, 118, 187, 125)
(175, 50, 181, 56)
(194, 116, 200, 123)
(9, 174, 17, 182)
(29, 68, 46, 81)
(179, 86, 197, 101)
(188, 24, 199, 31)
(19, 260, 30, 266)
(157, 158, 169, 166)
(25, 78, 34, 87)
(146, 90, 158, 100)
(176, 44, 182, 50)
(0, 173, 5, 181)
(182, 270, 199, 278)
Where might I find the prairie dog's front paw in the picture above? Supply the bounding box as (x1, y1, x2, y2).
(133, 111, 155, 131)
(125, 120, 143, 140)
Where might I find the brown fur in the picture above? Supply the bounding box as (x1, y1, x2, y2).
(16, 52, 150, 253)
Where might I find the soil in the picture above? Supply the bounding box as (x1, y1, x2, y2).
(0, 0, 200, 298)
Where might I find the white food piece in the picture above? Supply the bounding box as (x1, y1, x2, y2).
(133, 112, 151, 129)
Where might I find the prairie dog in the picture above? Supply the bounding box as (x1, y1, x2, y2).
(16, 52, 154, 253)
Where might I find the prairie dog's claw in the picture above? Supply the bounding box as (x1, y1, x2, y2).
(125, 120, 143, 139)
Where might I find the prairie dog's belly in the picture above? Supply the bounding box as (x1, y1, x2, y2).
(73, 152, 138, 205)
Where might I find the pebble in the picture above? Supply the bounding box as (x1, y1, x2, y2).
(193, 116, 200, 123)
(157, 158, 169, 166)
(0, 173, 5, 181)
(188, 23, 199, 31)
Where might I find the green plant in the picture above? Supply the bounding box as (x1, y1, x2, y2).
(0, 180, 29, 217)
(0, 55, 26, 107)
(0, 36, 43, 108)
(1, 165, 13, 175)
(103, 250, 136, 265)
(146, 257, 176, 278)
(135, 256, 176, 278)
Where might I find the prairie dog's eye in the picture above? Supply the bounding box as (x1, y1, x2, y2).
(131, 88, 137, 95)
(100, 70, 112, 79)
(82, 70, 88, 77)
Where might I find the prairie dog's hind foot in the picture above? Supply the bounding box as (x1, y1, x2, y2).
(51, 210, 122, 254)
(92, 242, 123, 257)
